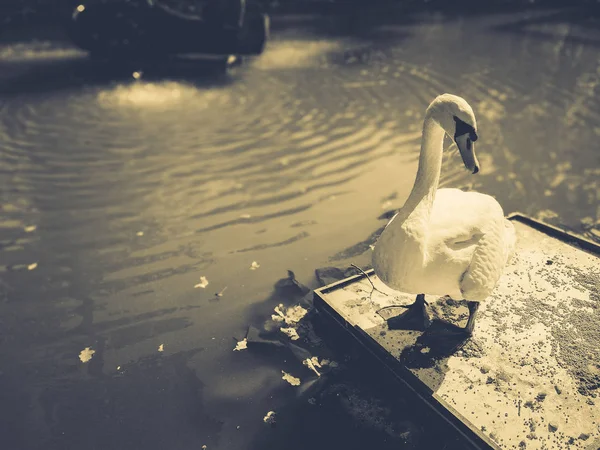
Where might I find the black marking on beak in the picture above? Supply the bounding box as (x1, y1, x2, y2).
(453, 121, 480, 174)
(453, 116, 477, 142)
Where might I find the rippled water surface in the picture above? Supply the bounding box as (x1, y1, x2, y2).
(1, 6, 599, 450)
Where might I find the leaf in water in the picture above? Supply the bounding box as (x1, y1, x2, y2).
(117, 366, 121, 371)
(158, 344, 164, 352)
(250, 261, 260, 270)
(194, 276, 209, 289)
(240, 214, 252, 219)
(79, 347, 95, 363)
(281, 370, 301, 386)
(27, 263, 38, 271)
(234, 338, 248, 351)
(303, 357, 322, 377)
(273, 304, 308, 325)
(280, 327, 300, 341)
(273, 305, 286, 320)
(136, 231, 144, 236)
(24, 225, 37, 233)
(263, 410, 277, 425)
(271, 314, 285, 323)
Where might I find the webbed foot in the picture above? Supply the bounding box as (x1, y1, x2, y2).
(421, 300, 479, 342)
(386, 294, 431, 331)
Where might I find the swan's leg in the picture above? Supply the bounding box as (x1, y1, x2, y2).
(427, 300, 479, 337)
(464, 300, 479, 335)
(386, 294, 431, 331)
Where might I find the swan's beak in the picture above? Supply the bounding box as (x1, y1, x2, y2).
(455, 134, 480, 174)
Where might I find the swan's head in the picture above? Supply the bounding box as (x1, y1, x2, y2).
(426, 93, 480, 174)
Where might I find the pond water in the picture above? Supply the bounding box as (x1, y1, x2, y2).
(0, 5, 599, 450)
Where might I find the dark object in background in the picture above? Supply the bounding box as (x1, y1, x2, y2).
(66, 0, 269, 61)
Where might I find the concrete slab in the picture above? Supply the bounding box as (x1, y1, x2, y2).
(314, 214, 600, 450)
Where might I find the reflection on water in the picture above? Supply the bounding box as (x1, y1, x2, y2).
(0, 6, 599, 450)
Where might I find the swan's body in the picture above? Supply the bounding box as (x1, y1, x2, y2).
(372, 94, 516, 335)
(373, 188, 516, 300)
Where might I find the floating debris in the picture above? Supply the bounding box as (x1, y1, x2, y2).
(303, 357, 322, 377)
(302, 357, 338, 377)
(234, 338, 248, 351)
(215, 286, 228, 297)
(271, 314, 284, 323)
(263, 411, 277, 425)
(239, 214, 252, 219)
(158, 344, 164, 352)
(132, 71, 143, 80)
(250, 261, 260, 270)
(282, 370, 301, 386)
(273, 304, 308, 325)
(24, 225, 37, 233)
(136, 231, 144, 236)
(117, 366, 121, 371)
(27, 263, 38, 271)
(280, 327, 300, 341)
(194, 276, 209, 289)
(79, 347, 95, 363)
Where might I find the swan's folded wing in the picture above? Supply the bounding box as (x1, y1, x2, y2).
(459, 218, 509, 301)
(430, 189, 504, 244)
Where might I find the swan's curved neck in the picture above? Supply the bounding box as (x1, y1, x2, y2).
(403, 115, 445, 216)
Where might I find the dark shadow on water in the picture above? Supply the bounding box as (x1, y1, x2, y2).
(491, 6, 600, 47)
(37, 348, 221, 450)
(272, 9, 414, 41)
(0, 54, 236, 97)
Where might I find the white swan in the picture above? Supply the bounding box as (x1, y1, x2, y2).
(372, 93, 516, 336)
